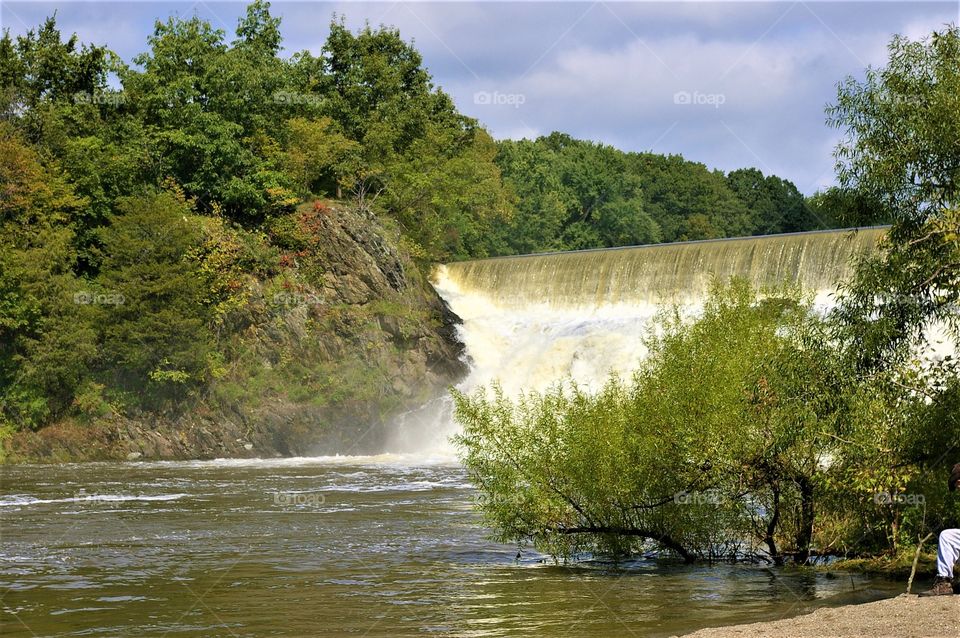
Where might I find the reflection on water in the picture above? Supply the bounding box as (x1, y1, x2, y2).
(0, 457, 901, 637)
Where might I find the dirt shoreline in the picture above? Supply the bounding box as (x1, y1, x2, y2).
(679, 594, 959, 637)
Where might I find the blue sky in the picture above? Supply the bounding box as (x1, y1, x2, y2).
(2, 1, 957, 192)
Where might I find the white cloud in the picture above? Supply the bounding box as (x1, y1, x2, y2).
(3, 0, 956, 191)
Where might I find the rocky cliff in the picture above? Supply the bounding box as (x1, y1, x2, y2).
(5, 202, 467, 462)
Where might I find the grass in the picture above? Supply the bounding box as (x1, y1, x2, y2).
(827, 551, 938, 578)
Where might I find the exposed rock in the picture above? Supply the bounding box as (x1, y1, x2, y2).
(5, 201, 467, 463)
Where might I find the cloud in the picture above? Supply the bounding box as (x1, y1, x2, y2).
(2, 0, 956, 192)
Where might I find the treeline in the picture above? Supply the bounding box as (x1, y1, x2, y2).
(487, 134, 838, 255)
(455, 25, 960, 564)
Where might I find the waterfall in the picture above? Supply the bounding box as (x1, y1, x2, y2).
(435, 227, 885, 311)
(387, 228, 885, 454)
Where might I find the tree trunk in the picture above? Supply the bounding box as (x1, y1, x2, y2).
(764, 486, 784, 566)
(795, 476, 815, 564)
(556, 526, 694, 563)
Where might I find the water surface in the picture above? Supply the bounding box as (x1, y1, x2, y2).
(1, 457, 901, 637)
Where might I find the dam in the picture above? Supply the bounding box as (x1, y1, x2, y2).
(435, 227, 886, 310)
(390, 227, 886, 453)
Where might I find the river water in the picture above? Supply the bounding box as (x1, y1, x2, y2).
(1, 456, 902, 637)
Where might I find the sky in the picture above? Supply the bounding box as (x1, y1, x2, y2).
(2, 1, 957, 193)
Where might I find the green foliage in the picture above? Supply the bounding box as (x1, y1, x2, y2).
(384, 127, 513, 259)
(94, 192, 217, 407)
(726, 167, 815, 234)
(488, 136, 825, 256)
(829, 25, 960, 367)
(807, 187, 890, 230)
(828, 26, 960, 222)
(283, 116, 359, 197)
(630, 153, 753, 241)
(0, 16, 110, 116)
(455, 281, 958, 563)
(115, 2, 298, 223)
(455, 283, 819, 562)
(0, 126, 96, 428)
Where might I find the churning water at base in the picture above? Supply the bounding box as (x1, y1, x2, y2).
(1, 460, 903, 637)
(387, 228, 886, 453)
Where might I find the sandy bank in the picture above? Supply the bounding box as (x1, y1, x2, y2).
(680, 594, 959, 638)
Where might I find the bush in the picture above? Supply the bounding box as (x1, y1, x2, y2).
(454, 281, 954, 564)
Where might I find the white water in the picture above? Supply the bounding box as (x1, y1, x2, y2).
(383, 229, 891, 457)
(384, 286, 666, 456)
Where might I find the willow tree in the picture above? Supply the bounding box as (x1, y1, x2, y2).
(454, 282, 846, 564)
(825, 25, 960, 554)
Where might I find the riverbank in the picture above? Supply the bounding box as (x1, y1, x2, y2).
(680, 594, 959, 637)
(1, 201, 467, 464)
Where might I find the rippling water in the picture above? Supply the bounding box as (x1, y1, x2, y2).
(1, 457, 901, 637)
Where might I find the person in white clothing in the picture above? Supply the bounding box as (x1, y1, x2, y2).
(919, 463, 960, 597)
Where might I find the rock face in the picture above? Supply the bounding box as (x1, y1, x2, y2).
(6, 203, 467, 462)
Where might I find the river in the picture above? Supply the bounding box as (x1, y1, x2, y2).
(1, 456, 901, 637)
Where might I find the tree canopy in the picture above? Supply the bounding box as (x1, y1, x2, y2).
(829, 25, 960, 367)
(454, 282, 960, 563)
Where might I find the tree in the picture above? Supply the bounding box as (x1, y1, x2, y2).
(807, 187, 890, 230)
(122, 7, 297, 223)
(385, 127, 513, 259)
(492, 135, 663, 254)
(726, 168, 814, 234)
(819, 25, 960, 555)
(0, 17, 109, 120)
(283, 116, 359, 197)
(490, 138, 569, 254)
(829, 25, 960, 366)
(454, 282, 848, 564)
(319, 19, 465, 159)
(595, 197, 661, 247)
(94, 192, 217, 408)
(829, 27, 960, 222)
(0, 126, 95, 427)
(629, 153, 753, 242)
